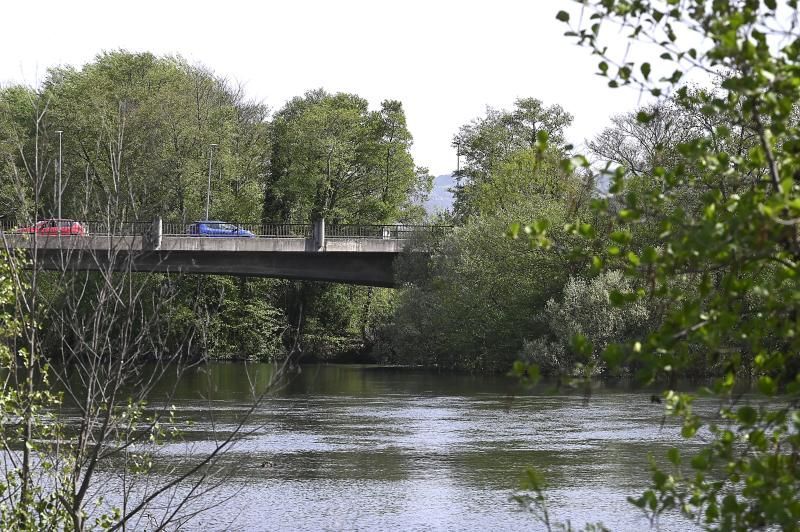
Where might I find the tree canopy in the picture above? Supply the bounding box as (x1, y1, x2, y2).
(265, 89, 430, 224)
(514, 1, 800, 528)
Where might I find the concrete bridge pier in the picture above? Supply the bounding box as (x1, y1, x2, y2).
(312, 218, 325, 251)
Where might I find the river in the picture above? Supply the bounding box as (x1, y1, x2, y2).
(107, 363, 710, 531)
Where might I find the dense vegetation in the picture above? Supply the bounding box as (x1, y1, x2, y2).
(518, 1, 800, 529)
(392, 0, 800, 526)
(0, 52, 429, 362)
(2, 0, 799, 529)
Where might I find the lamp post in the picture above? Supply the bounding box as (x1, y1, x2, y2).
(456, 139, 461, 175)
(205, 143, 218, 221)
(56, 130, 63, 219)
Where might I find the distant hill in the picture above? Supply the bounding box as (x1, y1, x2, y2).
(425, 174, 456, 214)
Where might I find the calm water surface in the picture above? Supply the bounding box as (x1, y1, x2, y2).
(121, 363, 710, 531)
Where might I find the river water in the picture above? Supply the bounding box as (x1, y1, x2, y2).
(117, 363, 710, 531)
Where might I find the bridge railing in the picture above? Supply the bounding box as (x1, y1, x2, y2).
(162, 222, 312, 238)
(0, 219, 16, 233)
(0, 220, 155, 236)
(155, 222, 450, 240)
(0, 219, 451, 241)
(326, 224, 451, 239)
(81, 221, 154, 236)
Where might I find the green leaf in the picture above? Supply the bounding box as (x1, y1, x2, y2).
(690, 452, 709, 470)
(667, 447, 681, 465)
(602, 344, 625, 368)
(737, 406, 757, 426)
(609, 290, 625, 305)
(536, 130, 549, 144)
(556, 10, 570, 22)
(610, 230, 632, 244)
(757, 375, 777, 396)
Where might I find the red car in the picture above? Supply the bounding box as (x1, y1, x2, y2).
(18, 219, 86, 236)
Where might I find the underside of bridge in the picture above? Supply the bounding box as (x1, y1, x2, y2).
(32, 248, 399, 287)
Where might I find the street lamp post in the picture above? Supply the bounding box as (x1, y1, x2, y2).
(456, 139, 461, 175)
(205, 143, 218, 221)
(56, 130, 63, 219)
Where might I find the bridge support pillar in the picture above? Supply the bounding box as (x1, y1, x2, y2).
(312, 218, 325, 251)
(143, 217, 162, 250)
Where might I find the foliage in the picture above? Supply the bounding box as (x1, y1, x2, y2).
(297, 283, 395, 361)
(0, 252, 68, 529)
(516, 1, 800, 529)
(389, 95, 596, 372)
(169, 276, 288, 360)
(391, 161, 592, 371)
(38, 51, 269, 223)
(265, 89, 431, 224)
(522, 270, 650, 375)
(452, 98, 573, 220)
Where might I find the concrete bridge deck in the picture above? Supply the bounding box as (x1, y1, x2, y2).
(1, 231, 416, 287)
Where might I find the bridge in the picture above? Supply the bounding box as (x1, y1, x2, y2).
(0, 220, 449, 287)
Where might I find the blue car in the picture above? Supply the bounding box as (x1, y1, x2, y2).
(187, 220, 255, 237)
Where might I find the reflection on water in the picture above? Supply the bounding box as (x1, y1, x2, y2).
(113, 364, 706, 530)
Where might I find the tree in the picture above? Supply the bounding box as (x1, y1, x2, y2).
(452, 98, 573, 219)
(391, 110, 593, 370)
(26, 51, 269, 224)
(521, 270, 651, 375)
(0, 86, 291, 531)
(265, 89, 428, 224)
(588, 101, 695, 179)
(392, 203, 573, 371)
(520, 1, 800, 528)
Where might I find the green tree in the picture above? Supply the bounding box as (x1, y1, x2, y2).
(391, 128, 593, 371)
(521, 270, 651, 375)
(452, 98, 573, 219)
(265, 89, 429, 224)
(0, 86, 51, 224)
(392, 207, 569, 371)
(521, 2, 800, 528)
(25, 51, 269, 223)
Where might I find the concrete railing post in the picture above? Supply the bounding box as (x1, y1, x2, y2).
(143, 217, 162, 251)
(312, 218, 325, 251)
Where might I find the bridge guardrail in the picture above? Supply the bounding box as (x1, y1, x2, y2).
(326, 224, 451, 239)
(0, 219, 451, 240)
(0, 219, 154, 236)
(162, 222, 313, 238)
(0, 219, 16, 234)
(82, 221, 153, 236)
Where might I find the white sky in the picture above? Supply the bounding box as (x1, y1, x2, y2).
(0, 0, 652, 176)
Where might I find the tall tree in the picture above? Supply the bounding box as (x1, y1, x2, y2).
(451, 97, 573, 219)
(26, 51, 269, 224)
(265, 89, 428, 224)
(389, 98, 590, 372)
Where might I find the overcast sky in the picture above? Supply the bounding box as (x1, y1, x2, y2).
(1, 0, 649, 176)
